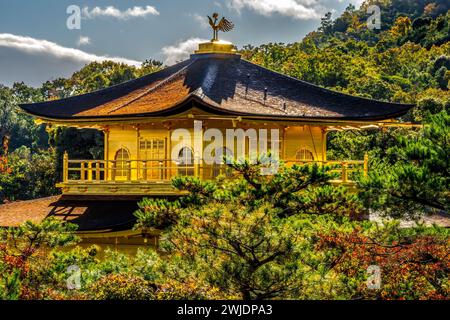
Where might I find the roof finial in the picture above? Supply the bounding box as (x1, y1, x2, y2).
(207, 13, 234, 42)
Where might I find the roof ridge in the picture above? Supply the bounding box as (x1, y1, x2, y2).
(106, 60, 197, 115)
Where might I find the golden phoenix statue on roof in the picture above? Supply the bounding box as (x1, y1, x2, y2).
(207, 13, 234, 41)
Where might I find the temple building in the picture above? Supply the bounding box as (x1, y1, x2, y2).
(19, 39, 413, 198)
(1, 19, 420, 245)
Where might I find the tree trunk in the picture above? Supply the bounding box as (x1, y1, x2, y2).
(241, 289, 252, 300)
(1, 135, 9, 157)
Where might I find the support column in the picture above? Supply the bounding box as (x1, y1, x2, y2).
(103, 127, 110, 180)
(321, 127, 327, 162)
(364, 153, 369, 178)
(63, 151, 68, 182)
(135, 125, 141, 180)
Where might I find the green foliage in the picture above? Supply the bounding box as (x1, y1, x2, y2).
(0, 204, 447, 300)
(90, 273, 154, 300)
(135, 162, 366, 299)
(167, 203, 303, 300)
(295, 185, 364, 219)
(0, 218, 78, 299)
(135, 162, 363, 229)
(0, 269, 21, 300)
(0, 218, 78, 253)
(172, 176, 217, 206)
(135, 198, 182, 230)
(0, 146, 57, 201)
(39, 246, 225, 300)
(0, 85, 46, 154)
(359, 110, 449, 217)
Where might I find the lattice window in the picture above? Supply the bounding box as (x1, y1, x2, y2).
(295, 148, 314, 161)
(139, 139, 165, 160)
(115, 148, 130, 177)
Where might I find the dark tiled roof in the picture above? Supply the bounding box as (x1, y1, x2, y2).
(20, 53, 413, 121)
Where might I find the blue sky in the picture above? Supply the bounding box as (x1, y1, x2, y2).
(0, 0, 364, 87)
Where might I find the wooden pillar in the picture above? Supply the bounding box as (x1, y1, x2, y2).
(63, 151, 68, 182)
(167, 127, 172, 180)
(164, 137, 168, 180)
(321, 127, 327, 163)
(364, 153, 369, 178)
(135, 125, 140, 180)
(103, 128, 110, 181)
(103, 127, 109, 161)
(341, 161, 347, 183)
(194, 154, 199, 178)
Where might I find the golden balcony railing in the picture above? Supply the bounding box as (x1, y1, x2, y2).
(62, 152, 368, 184)
(284, 155, 368, 183)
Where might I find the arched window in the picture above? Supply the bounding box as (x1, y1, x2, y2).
(114, 148, 130, 177)
(295, 148, 314, 161)
(177, 147, 194, 176)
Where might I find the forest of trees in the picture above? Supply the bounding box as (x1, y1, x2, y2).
(0, 0, 449, 300)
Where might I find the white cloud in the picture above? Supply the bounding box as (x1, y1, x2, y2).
(353, 0, 365, 7)
(0, 33, 140, 66)
(83, 5, 160, 20)
(77, 36, 91, 46)
(0, 33, 141, 86)
(189, 13, 210, 29)
(227, 0, 326, 20)
(161, 38, 208, 65)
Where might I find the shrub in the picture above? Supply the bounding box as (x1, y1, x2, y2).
(90, 274, 155, 300)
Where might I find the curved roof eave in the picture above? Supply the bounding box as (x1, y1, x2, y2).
(21, 93, 413, 123)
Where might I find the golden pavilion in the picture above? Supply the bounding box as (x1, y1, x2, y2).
(19, 23, 413, 199)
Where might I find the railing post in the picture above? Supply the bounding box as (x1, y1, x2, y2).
(194, 157, 200, 178)
(105, 161, 109, 181)
(87, 162, 93, 181)
(164, 159, 168, 180)
(159, 161, 163, 180)
(142, 161, 147, 181)
(364, 153, 369, 178)
(341, 161, 347, 183)
(63, 151, 68, 182)
(126, 160, 131, 181)
(80, 162, 85, 181)
(111, 161, 116, 181)
(95, 162, 100, 181)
